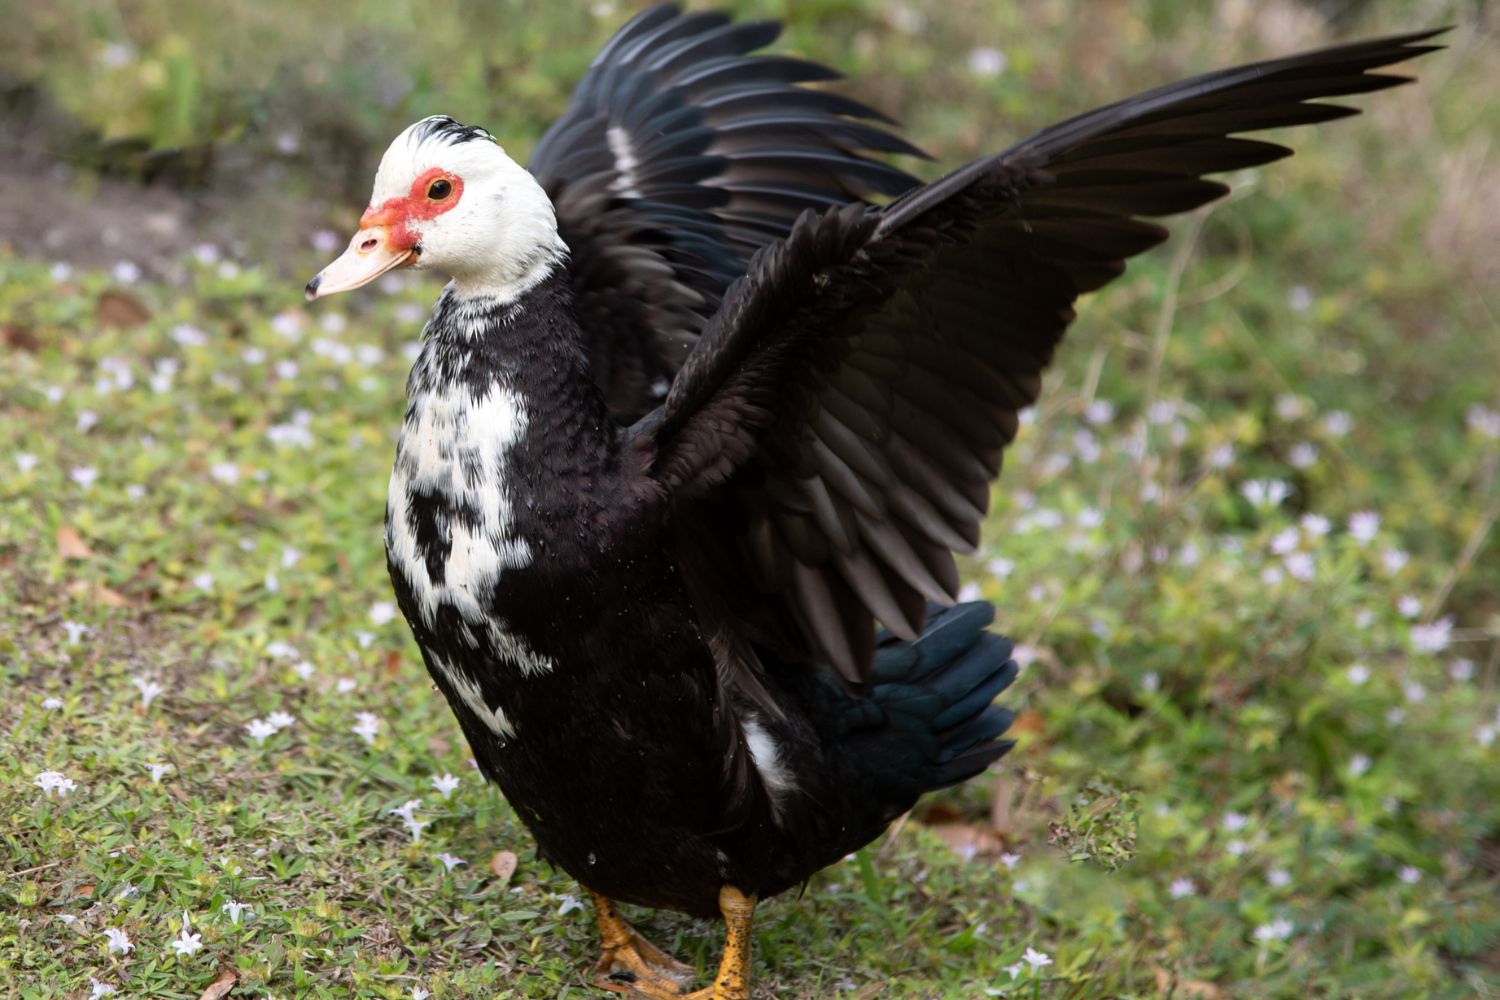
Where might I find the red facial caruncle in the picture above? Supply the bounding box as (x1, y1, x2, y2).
(360, 167, 466, 249)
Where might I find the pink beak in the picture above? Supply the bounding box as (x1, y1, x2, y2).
(305, 226, 414, 300)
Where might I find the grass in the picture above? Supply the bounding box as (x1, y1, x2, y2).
(3, 1, 1499, 997)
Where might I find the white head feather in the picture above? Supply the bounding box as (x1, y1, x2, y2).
(371, 116, 567, 302)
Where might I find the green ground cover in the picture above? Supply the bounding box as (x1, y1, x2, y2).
(3, 2, 1498, 996)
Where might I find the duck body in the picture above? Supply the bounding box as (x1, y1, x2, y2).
(307, 6, 1440, 994)
(388, 270, 1016, 917)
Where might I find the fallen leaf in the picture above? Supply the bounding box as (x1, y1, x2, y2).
(384, 650, 403, 676)
(198, 966, 238, 1000)
(1, 324, 41, 351)
(56, 525, 93, 560)
(1154, 967, 1224, 998)
(489, 850, 518, 886)
(928, 822, 1003, 862)
(95, 290, 152, 329)
(1011, 710, 1045, 735)
(66, 580, 127, 608)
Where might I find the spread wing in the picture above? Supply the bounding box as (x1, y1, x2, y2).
(529, 3, 924, 422)
(628, 29, 1444, 686)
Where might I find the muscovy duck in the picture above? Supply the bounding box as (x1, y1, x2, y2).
(307, 7, 1440, 997)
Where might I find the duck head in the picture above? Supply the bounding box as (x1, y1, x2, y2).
(306, 115, 565, 302)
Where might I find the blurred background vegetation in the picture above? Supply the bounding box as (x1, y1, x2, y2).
(3, 1, 1499, 998)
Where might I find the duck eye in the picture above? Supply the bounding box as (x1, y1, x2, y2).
(426, 178, 453, 200)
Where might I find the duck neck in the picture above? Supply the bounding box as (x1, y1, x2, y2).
(408, 270, 622, 526)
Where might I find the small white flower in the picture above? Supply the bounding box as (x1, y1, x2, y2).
(434, 852, 467, 873)
(1222, 812, 1249, 833)
(70, 466, 99, 490)
(1467, 405, 1500, 440)
(1386, 707, 1406, 725)
(264, 572, 279, 593)
(337, 677, 358, 694)
(77, 409, 99, 432)
(411, 989, 432, 1000)
(1321, 410, 1352, 436)
(1274, 394, 1309, 422)
(1022, 946, 1052, 971)
(1348, 511, 1380, 544)
(1226, 839, 1248, 857)
(1004, 962, 1025, 981)
(281, 546, 303, 568)
(957, 581, 983, 602)
(61, 620, 90, 645)
(1346, 663, 1371, 686)
(42, 696, 64, 710)
(967, 46, 1006, 76)
(244, 718, 277, 745)
(1084, 399, 1115, 425)
(192, 572, 215, 592)
(999, 852, 1021, 871)
(1267, 869, 1291, 888)
(355, 630, 376, 649)
(1207, 443, 1235, 469)
(170, 323, 208, 347)
(1288, 443, 1319, 469)
(352, 712, 381, 744)
(34, 770, 78, 797)
(1141, 671, 1160, 693)
(1381, 549, 1409, 574)
(90, 979, 116, 998)
(1168, 877, 1196, 899)
(1477, 724, 1497, 748)
(145, 763, 173, 782)
(1269, 528, 1300, 556)
(51, 261, 75, 282)
(112, 260, 141, 284)
(221, 899, 253, 924)
(1348, 753, 1372, 778)
(210, 462, 240, 485)
(556, 893, 586, 917)
(266, 710, 296, 732)
(171, 922, 203, 956)
(1410, 618, 1453, 654)
(1450, 659, 1476, 682)
(45, 384, 65, 403)
(1300, 514, 1331, 537)
(132, 676, 164, 708)
(1403, 681, 1427, 704)
(1397, 865, 1421, 885)
(369, 601, 397, 625)
(390, 799, 422, 822)
(275, 359, 299, 380)
(293, 661, 316, 681)
(102, 927, 133, 954)
(310, 229, 341, 253)
(1397, 595, 1422, 619)
(403, 817, 430, 843)
(986, 557, 1014, 579)
(1287, 285, 1313, 311)
(126, 484, 146, 500)
(266, 640, 298, 660)
(1354, 608, 1376, 629)
(431, 773, 462, 798)
(1283, 552, 1315, 582)
(1241, 479, 1290, 508)
(1253, 917, 1294, 942)
(15, 451, 39, 473)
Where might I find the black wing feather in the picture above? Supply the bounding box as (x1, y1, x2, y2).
(529, 4, 923, 422)
(632, 28, 1444, 685)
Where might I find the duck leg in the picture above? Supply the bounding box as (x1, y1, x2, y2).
(680, 886, 756, 1000)
(590, 891, 696, 996)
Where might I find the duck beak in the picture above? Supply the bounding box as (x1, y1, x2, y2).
(305, 226, 414, 300)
